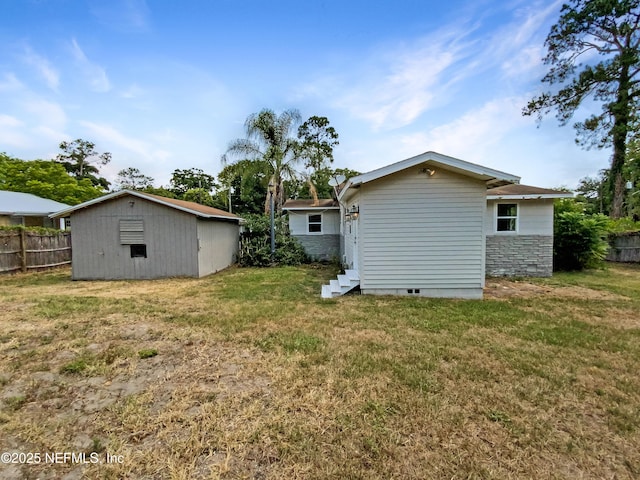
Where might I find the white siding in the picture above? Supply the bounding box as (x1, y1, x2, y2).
(287, 210, 340, 235)
(485, 199, 554, 235)
(196, 219, 239, 277)
(359, 167, 485, 297)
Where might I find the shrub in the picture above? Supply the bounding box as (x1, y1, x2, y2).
(238, 213, 308, 267)
(554, 210, 610, 271)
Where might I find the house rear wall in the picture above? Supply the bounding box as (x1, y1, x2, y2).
(485, 199, 554, 277)
(358, 167, 486, 298)
(288, 210, 340, 261)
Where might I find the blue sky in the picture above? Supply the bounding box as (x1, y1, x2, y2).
(1, 0, 609, 190)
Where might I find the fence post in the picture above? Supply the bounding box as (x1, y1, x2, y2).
(19, 228, 27, 273)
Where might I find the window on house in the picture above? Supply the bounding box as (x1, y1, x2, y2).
(130, 244, 147, 258)
(308, 214, 322, 233)
(120, 219, 144, 244)
(496, 203, 518, 232)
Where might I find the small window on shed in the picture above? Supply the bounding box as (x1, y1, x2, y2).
(496, 203, 518, 232)
(308, 214, 322, 233)
(130, 244, 147, 258)
(120, 219, 144, 244)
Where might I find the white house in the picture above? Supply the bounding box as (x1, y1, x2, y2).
(282, 199, 340, 261)
(307, 151, 571, 299)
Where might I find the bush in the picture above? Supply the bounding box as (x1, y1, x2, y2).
(239, 213, 308, 267)
(554, 210, 610, 271)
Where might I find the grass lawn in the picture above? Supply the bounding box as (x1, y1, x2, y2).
(0, 263, 639, 479)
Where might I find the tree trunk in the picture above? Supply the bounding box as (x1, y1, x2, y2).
(610, 63, 631, 219)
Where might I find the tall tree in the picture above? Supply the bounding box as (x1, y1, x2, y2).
(169, 168, 216, 197)
(0, 154, 103, 205)
(523, 0, 640, 218)
(222, 108, 302, 213)
(115, 167, 155, 191)
(55, 139, 111, 190)
(296, 116, 340, 205)
(215, 159, 268, 214)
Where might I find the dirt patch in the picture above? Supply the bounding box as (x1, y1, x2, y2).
(484, 278, 627, 301)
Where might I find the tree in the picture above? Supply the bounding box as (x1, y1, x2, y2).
(222, 108, 303, 214)
(294, 167, 361, 200)
(296, 116, 340, 205)
(0, 154, 103, 205)
(115, 167, 155, 191)
(170, 168, 216, 197)
(215, 159, 268, 214)
(55, 139, 111, 190)
(183, 188, 215, 206)
(523, 0, 640, 218)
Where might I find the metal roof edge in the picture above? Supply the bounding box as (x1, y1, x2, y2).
(50, 190, 240, 222)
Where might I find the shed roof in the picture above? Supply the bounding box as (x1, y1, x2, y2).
(283, 199, 339, 210)
(486, 184, 573, 200)
(0, 190, 71, 216)
(338, 151, 520, 201)
(50, 190, 240, 221)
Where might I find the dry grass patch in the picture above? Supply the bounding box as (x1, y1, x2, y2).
(0, 264, 639, 479)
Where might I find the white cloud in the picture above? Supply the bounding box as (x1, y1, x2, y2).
(398, 96, 531, 164)
(0, 114, 23, 128)
(22, 46, 60, 91)
(80, 121, 170, 162)
(89, 0, 150, 32)
(70, 38, 111, 92)
(0, 73, 24, 92)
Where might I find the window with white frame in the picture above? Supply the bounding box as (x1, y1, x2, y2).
(308, 213, 322, 233)
(496, 203, 518, 232)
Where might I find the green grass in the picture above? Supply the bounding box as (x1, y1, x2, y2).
(0, 264, 639, 479)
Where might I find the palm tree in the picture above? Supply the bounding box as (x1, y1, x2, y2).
(222, 108, 302, 214)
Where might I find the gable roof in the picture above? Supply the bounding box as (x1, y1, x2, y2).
(486, 184, 573, 200)
(50, 190, 240, 221)
(0, 190, 70, 216)
(283, 199, 339, 210)
(338, 151, 520, 201)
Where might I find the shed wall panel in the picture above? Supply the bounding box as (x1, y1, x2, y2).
(359, 167, 485, 293)
(196, 219, 239, 276)
(70, 196, 199, 279)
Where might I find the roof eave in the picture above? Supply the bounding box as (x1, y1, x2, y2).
(487, 193, 574, 200)
(50, 190, 240, 222)
(283, 207, 340, 211)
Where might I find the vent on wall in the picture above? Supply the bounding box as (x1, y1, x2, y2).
(120, 219, 144, 244)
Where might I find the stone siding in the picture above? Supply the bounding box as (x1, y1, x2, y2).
(486, 235, 553, 277)
(294, 234, 340, 262)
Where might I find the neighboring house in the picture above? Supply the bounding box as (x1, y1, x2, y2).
(320, 151, 571, 299)
(282, 199, 340, 261)
(0, 190, 70, 229)
(50, 190, 240, 280)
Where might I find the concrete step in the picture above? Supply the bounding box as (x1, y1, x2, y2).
(345, 269, 359, 281)
(321, 284, 333, 299)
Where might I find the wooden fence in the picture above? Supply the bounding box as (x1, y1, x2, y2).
(607, 231, 640, 263)
(0, 230, 71, 273)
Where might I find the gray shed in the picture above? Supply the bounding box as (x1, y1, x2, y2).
(51, 190, 240, 280)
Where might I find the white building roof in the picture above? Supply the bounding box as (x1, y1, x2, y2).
(0, 190, 71, 216)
